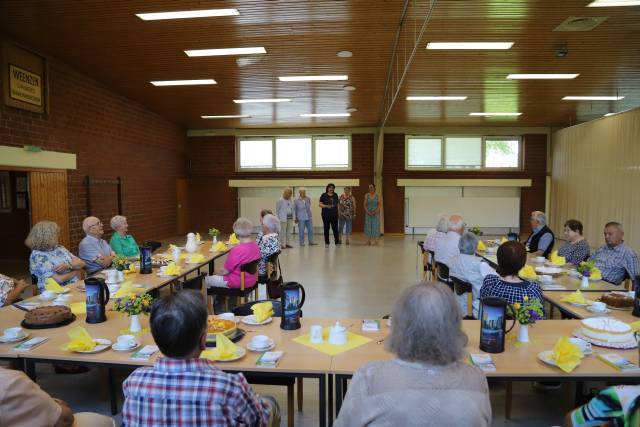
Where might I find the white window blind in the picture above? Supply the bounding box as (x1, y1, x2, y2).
(239, 139, 273, 169)
(407, 137, 442, 167)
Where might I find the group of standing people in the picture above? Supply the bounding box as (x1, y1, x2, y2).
(276, 183, 381, 248)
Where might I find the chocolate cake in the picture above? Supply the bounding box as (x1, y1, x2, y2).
(601, 292, 634, 309)
(24, 306, 73, 326)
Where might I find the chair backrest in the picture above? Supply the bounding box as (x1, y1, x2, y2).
(507, 232, 520, 242)
(417, 241, 425, 253)
(241, 259, 260, 274)
(182, 272, 207, 291)
(436, 262, 450, 281)
(143, 240, 162, 253)
(232, 300, 283, 317)
(451, 276, 473, 296)
(31, 274, 40, 295)
(266, 250, 281, 263)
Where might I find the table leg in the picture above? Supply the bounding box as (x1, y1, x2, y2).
(108, 367, 118, 415)
(335, 375, 343, 416)
(328, 374, 334, 426)
(25, 360, 36, 381)
(319, 374, 326, 427)
(209, 260, 215, 275)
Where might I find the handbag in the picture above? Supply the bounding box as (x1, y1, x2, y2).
(266, 257, 284, 299)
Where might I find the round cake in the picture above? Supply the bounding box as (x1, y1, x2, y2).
(580, 318, 634, 344)
(24, 306, 73, 326)
(207, 318, 237, 336)
(601, 291, 634, 308)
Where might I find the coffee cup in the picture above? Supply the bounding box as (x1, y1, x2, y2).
(116, 334, 137, 348)
(535, 256, 546, 263)
(40, 290, 56, 300)
(569, 337, 592, 354)
(4, 327, 24, 339)
(106, 269, 120, 283)
(251, 335, 270, 349)
(54, 294, 72, 306)
(540, 275, 553, 284)
(310, 325, 323, 344)
(159, 266, 167, 275)
(217, 313, 235, 321)
(591, 301, 607, 312)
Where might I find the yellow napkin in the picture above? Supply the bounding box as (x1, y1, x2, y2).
(550, 251, 566, 266)
(228, 233, 239, 244)
(477, 240, 487, 251)
(551, 337, 584, 373)
(561, 290, 589, 305)
(63, 327, 96, 352)
(163, 263, 182, 275)
(188, 253, 206, 263)
(169, 244, 177, 251)
(213, 241, 228, 252)
(590, 268, 602, 280)
(114, 281, 134, 298)
(251, 301, 274, 323)
(45, 278, 65, 293)
(500, 237, 508, 244)
(630, 321, 640, 332)
(70, 302, 86, 315)
(124, 264, 137, 275)
(201, 333, 238, 361)
(519, 265, 537, 280)
(196, 232, 201, 243)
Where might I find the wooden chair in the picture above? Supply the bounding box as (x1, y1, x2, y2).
(451, 276, 475, 319)
(435, 262, 453, 290)
(416, 242, 434, 281)
(207, 259, 260, 313)
(30, 274, 39, 296)
(233, 300, 302, 427)
(181, 272, 207, 291)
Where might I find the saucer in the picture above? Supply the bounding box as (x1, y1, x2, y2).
(74, 338, 112, 354)
(0, 333, 29, 343)
(247, 339, 275, 352)
(241, 315, 273, 325)
(537, 350, 582, 369)
(111, 342, 140, 352)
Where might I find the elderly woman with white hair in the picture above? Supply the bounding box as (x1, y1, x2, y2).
(276, 188, 294, 249)
(109, 215, 139, 257)
(335, 282, 491, 426)
(26, 220, 85, 290)
(448, 232, 496, 318)
(423, 214, 448, 252)
(257, 214, 281, 278)
(525, 210, 555, 258)
(434, 214, 466, 265)
(206, 218, 261, 289)
(78, 216, 116, 274)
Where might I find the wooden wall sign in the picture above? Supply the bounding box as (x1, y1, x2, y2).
(1, 40, 48, 114)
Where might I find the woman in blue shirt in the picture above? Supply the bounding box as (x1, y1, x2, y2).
(294, 187, 317, 246)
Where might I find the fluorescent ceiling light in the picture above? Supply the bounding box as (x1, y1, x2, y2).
(201, 115, 251, 119)
(185, 47, 266, 57)
(427, 42, 514, 50)
(563, 96, 624, 101)
(136, 9, 239, 20)
(469, 112, 522, 117)
(151, 79, 216, 86)
(233, 98, 291, 104)
(299, 113, 351, 117)
(507, 74, 579, 80)
(588, 0, 640, 6)
(406, 96, 467, 101)
(279, 75, 348, 82)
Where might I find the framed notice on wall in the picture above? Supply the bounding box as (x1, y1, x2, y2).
(1, 41, 48, 114)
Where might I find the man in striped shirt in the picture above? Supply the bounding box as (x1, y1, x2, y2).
(590, 222, 639, 285)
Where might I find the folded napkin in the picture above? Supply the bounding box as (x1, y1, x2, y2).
(124, 264, 137, 275)
(550, 251, 566, 266)
(561, 289, 588, 305)
(189, 253, 206, 263)
(169, 244, 178, 251)
(518, 265, 537, 280)
(63, 326, 96, 352)
(590, 268, 602, 280)
(477, 240, 487, 251)
(228, 233, 239, 244)
(70, 302, 86, 315)
(252, 301, 274, 323)
(114, 281, 134, 298)
(630, 321, 640, 332)
(551, 337, 584, 373)
(201, 333, 238, 361)
(45, 278, 65, 293)
(213, 241, 228, 252)
(163, 263, 182, 276)
(196, 232, 201, 243)
(500, 237, 508, 244)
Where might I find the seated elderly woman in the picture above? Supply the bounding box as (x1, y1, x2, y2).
(422, 214, 448, 252)
(335, 282, 491, 427)
(205, 218, 261, 289)
(0, 274, 29, 306)
(557, 219, 590, 265)
(109, 215, 139, 257)
(480, 241, 545, 310)
(257, 214, 281, 280)
(26, 221, 85, 291)
(448, 232, 496, 318)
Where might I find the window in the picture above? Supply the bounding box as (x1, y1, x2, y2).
(485, 138, 520, 168)
(238, 135, 351, 171)
(405, 135, 522, 170)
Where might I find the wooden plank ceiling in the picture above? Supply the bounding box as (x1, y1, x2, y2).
(1, 0, 639, 129)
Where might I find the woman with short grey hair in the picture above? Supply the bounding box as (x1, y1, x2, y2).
(335, 282, 491, 427)
(423, 214, 448, 252)
(109, 215, 139, 257)
(257, 214, 281, 278)
(276, 188, 294, 249)
(206, 218, 261, 289)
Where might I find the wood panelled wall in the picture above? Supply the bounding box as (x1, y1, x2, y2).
(382, 134, 548, 234)
(30, 170, 70, 247)
(550, 109, 640, 249)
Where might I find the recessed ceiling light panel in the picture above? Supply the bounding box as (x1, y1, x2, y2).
(151, 79, 216, 86)
(185, 47, 266, 57)
(201, 115, 251, 119)
(469, 112, 522, 117)
(343, 85, 356, 91)
(427, 42, 514, 50)
(300, 113, 351, 117)
(136, 9, 239, 20)
(337, 50, 353, 57)
(506, 74, 579, 79)
(346, 107, 358, 113)
(279, 75, 348, 82)
(588, 0, 640, 6)
(563, 96, 624, 101)
(406, 96, 468, 101)
(233, 98, 291, 104)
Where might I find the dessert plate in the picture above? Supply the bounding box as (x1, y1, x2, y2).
(75, 338, 112, 354)
(203, 347, 246, 362)
(537, 350, 582, 369)
(241, 315, 273, 325)
(572, 330, 638, 350)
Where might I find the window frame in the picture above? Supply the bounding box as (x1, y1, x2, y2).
(482, 136, 523, 171)
(404, 136, 443, 170)
(237, 137, 276, 171)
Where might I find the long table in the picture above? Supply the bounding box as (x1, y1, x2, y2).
(545, 291, 639, 323)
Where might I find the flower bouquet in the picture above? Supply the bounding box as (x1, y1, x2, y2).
(508, 296, 544, 342)
(208, 227, 221, 243)
(113, 293, 153, 333)
(469, 226, 483, 237)
(113, 254, 131, 272)
(576, 261, 602, 280)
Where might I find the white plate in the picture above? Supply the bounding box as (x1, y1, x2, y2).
(247, 339, 275, 352)
(573, 330, 638, 350)
(585, 306, 612, 315)
(569, 302, 590, 308)
(241, 315, 273, 326)
(0, 333, 29, 343)
(111, 342, 140, 352)
(156, 273, 178, 277)
(75, 338, 112, 354)
(205, 346, 246, 362)
(537, 350, 582, 369)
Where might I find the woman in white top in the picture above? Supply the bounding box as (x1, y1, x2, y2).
(275, 188, 294, 249)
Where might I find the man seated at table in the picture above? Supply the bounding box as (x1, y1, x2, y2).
(0, 366, 113, 427)
(565, 384, 639, 427)
(589, 222, 639, 285)
(525, 210, 555, 258)
(122, 290, 279, 427)
(434, 214, 465, 265)
(78, 216, 115, 274)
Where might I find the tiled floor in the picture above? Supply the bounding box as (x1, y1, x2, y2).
(3, 234, 578, 426)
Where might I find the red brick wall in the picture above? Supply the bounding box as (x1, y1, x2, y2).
(0, 55, 187, 251)
(187, 134, 375, 233)
(382, 133, 548, 233)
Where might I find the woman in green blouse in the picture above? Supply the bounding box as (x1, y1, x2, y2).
(109, 215, 139, 257)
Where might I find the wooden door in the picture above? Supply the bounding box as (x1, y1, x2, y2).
(29, 170, 70, 247)
(176, 178, 189, 235)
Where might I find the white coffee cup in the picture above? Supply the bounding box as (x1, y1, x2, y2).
(4, 327, 24, 339)
(535, 256, 546, 263)
(106, 269, 120, 283)
(218, 313, 235, 321)
(116, 334, 137, 348)
(310, 325, 323, 344)
(540, 275, 553, 284)
(40, 290, 56, 300)
(54, 294, 72, 306)
(591, 301, 607, 312)
(159, 266, 167, 275)
(172, 248, 181, 260)
(569, 337, 592, 353)
(251, 335, 270, 349)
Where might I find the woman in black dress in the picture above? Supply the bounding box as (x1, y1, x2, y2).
(319, 183, 340, 247)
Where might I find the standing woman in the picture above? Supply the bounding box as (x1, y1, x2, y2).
(276, 188, 294, 249)
(319, 183, 340, 247)
(364, 184, 381, 245)
(338, 186, 356, 245)
(294, 188, 317, 246)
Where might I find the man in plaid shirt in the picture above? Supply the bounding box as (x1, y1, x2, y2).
(122, 290, 279, 426)
(590, 222, 639, 285)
